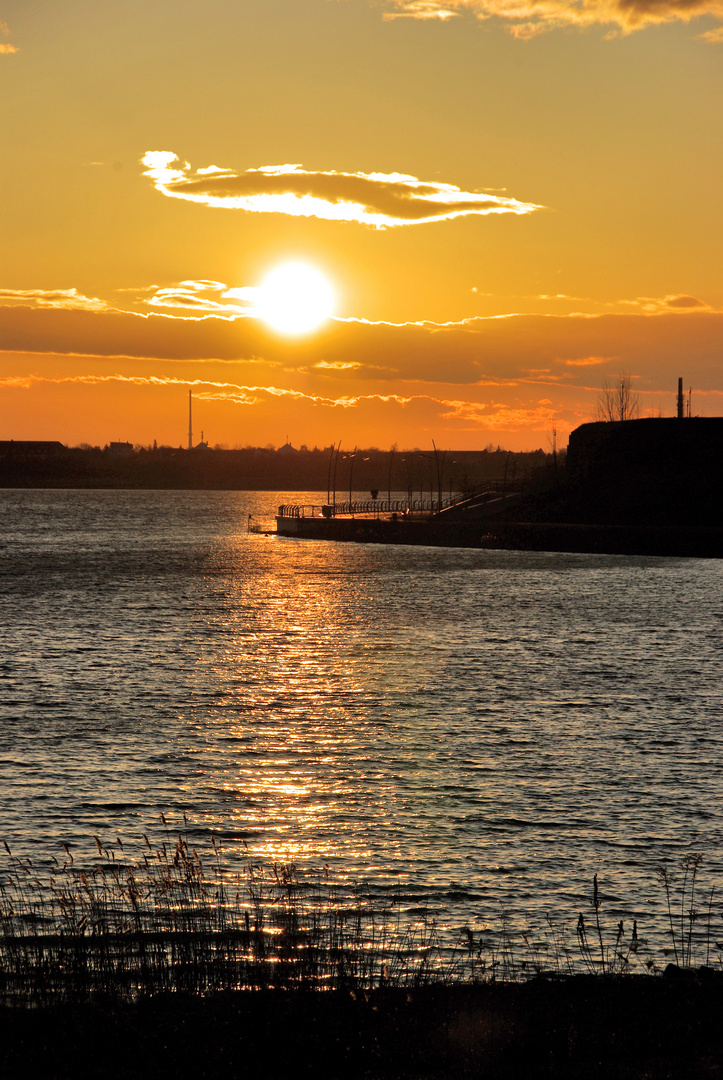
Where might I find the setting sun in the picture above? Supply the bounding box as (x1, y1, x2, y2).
(255, 261, 335, 335)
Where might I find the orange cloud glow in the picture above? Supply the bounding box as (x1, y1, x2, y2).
(381, 0, 723, 35)
(0, 288, 107, 311)
(0, 20, 18, 54)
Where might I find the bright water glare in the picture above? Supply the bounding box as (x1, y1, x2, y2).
(1, 490, 722, 949)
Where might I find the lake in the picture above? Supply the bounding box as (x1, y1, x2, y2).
(1, 489, 722, 959)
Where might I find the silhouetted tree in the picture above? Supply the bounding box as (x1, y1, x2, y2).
(595, 373, 641, 422)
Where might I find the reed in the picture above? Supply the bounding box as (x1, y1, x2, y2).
(0, 826, 453, 1005)
(0, 827, 717, 1006)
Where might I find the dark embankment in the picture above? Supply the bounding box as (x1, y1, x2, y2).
(3, 973, 723, 1079)
(278, 513, 723, 557)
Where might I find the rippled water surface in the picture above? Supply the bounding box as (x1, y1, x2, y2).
(2, 489, 722, 946)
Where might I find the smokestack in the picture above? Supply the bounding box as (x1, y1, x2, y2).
(188, 389, 193, 450)
(677, 377, 684, 420)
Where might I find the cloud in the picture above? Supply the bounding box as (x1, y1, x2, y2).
(384, 1, 461, 16)
(314, 360, 362, 370)
(564, 356, 608, 366)
(0, 20, 18, 54)
(438, 397, 559, 428)
(0, 376, 33, 389)
(0, 288, 107, 311)
(380, 0, 723, 36)
(0, 368, 563, 439)
(662, 294, 708, 309)
(0, 371, 421, 413)
(141, 152, 540, 228)
(621, 293, 711, 312)
(144, 280, 252, 316)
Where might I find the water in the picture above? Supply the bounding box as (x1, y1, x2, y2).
(1, 489, 722, 951)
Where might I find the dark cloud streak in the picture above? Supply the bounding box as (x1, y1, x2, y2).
(1, 303, 722, 391)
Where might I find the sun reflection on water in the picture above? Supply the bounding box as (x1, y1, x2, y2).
(184, 535, 412, 874)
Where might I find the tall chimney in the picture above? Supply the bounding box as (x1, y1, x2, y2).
(677, 378, 684, 420)
(188, 389, 193, 450)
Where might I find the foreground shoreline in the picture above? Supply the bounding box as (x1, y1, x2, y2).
(3, 974, 723, 1079)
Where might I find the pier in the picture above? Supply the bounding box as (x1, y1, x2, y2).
(273, 484, 524, 545)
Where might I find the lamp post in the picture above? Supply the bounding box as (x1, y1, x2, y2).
(349, 446, 357, 514)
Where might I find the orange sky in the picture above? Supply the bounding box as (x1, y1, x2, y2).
(1, 1, 722, 450)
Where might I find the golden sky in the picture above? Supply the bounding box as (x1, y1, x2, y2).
(1, 0, 722, 450)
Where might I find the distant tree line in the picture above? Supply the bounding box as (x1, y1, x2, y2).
(0, 442, 554, 492)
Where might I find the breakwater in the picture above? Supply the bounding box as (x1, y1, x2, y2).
(277, 511, 723, 558)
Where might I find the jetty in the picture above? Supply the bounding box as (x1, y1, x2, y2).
(275, 484, 524, 546)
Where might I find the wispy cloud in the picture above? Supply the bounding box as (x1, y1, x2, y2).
(0, 20, 18, 54)
(620, 293, 711, 312)
(384, 1, 461, 17)
(0, 370, 562, 435)
(0, 288, 107, 311)
(439, 398, 559, 428)
(142, 152, 540, 228)
(143, 280, 252, 316)
(314, 360, 362, 370)
(381, 0, 723, 37)
(563, 356, 608, 366)
(0, 371, 417, 412)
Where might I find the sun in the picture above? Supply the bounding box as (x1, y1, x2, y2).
(256, 261, 335, 334)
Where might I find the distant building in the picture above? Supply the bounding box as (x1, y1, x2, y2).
(276, 442, 298, 456)
(0, 440, 67, 456)
(107, 441, 134, 456)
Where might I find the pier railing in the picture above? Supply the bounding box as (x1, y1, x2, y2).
(278, 498, 456, 519)
(278, 483, 524, 521)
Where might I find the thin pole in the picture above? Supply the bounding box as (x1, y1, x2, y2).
(432, 440, 442, 512)
(387, 445, 395, 506)
(349, 446, 357, 514)
(188, 390, 193, 451)
(332, 440, 341, 510)
(327, 443, 335, 504)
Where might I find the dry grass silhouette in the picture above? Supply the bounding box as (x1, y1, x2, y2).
(1, 822, 716, 1004)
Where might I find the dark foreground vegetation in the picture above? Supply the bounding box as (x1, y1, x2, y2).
(4, 974, 723, 1079)
(3, 829, 723, 1076)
